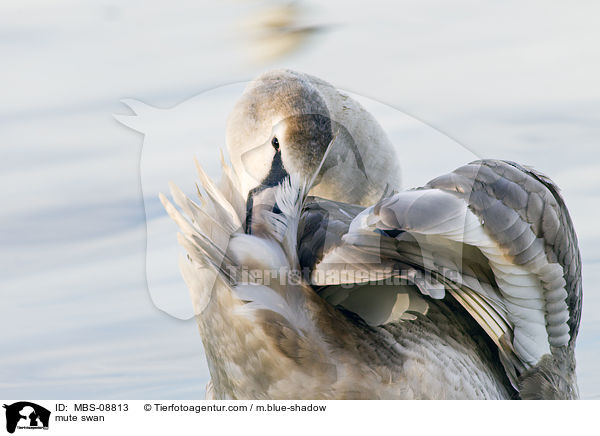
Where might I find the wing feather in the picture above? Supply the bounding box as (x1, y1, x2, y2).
(302, 159, 581, 385)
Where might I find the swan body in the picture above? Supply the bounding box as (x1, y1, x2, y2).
(161, 70, 581, 399)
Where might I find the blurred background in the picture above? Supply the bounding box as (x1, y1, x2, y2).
(1, 0, 599, 398)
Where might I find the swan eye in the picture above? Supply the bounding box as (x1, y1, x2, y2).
(271, 137, 280, 151)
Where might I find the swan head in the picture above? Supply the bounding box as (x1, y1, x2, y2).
(226, 69, 399, 233)
(227, 70, 333, 193)
(226, 70, 336, 232)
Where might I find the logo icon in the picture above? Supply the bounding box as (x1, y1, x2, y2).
(3, 402, 50, 434)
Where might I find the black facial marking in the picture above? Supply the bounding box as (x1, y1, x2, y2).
(245, 189, 255, 234)
(375, 228, 404, 238)
(261, 149, 288, 187)
(245, 149, 290, 234)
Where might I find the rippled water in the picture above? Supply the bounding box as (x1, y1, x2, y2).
(1, 0, 599, 399)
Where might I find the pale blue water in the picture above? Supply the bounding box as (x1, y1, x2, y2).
(1, 0, 599, 399)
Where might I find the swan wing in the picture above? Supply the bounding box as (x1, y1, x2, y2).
(303, 160, 581, 390)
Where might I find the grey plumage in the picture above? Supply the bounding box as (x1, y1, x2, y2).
(161, 68, 581, 400)
(305, 159, 580, 396)
(163, 156, 581, 399)
(427, 160, 581, 349)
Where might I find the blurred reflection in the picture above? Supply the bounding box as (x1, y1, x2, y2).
(240, 1, 326, 63)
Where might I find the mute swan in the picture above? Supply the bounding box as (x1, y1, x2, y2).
(161, 70, 581, 399)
